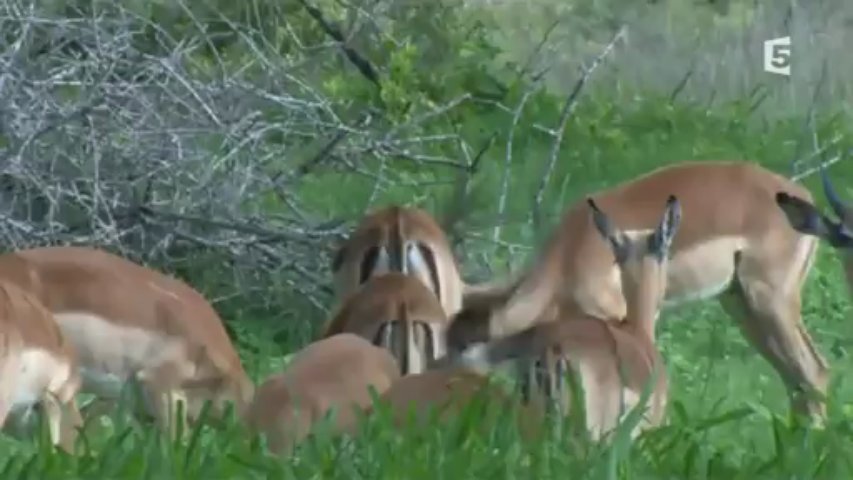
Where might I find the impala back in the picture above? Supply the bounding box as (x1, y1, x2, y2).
(246, 333, 401, 455)
(369, 366, 545, 441)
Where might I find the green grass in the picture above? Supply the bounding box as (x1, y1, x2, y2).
(3, 90, 853, 479)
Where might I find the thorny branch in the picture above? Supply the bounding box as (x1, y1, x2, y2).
(443, 131, 496, 255)
(0, 1, 472, 317)
(296, 0, 382, 89)
(789, 58, 830, 177)
(790, 112, 850, 183)
(494, 85, 540, 243)
(531, 25, 626, 229)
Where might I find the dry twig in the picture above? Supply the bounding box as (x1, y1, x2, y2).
(0, 0, 470, 318)
(531, 25, 626, 229)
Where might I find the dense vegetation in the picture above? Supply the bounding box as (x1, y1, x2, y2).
(1, 0, 853, 477)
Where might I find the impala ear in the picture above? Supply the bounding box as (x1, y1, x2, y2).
(652, 195, 681, 255)
(587, 197, 614, 238)
(587, 197, 628, 262)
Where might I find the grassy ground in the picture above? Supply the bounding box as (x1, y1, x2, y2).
(3, 63, 853, 480)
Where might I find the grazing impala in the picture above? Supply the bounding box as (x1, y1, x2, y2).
(0, 246, 254, 439)
(776, 166, 853, 296)
(450, 196, 678, 439)
(0, 281, 82, 452)
(245, 333, 401, 455)
(360, 366, 545, 441)
(330, 205, 466, 317)
(450, 161, 828, 421)
(322, 273, 449, 375)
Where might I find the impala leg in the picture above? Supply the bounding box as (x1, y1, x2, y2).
(137, 371, 188, 440)
(60, 400, 83, 452)
(720, 251, 829, 424)
(144, 387, 189, 441)
(582, 354, 624, 443)
(266, 421, 301, 457)
(0, 401, 10, 433)
(0, 353, 20, 432)
(266, 429, 288, 456)
(137, 360, 194, 440)
(266, 407, 310, 456)
(0, 381, 11, 433)
(42, 394, 82, 453)
(42, 395, 68, 451)
(515, 357, 536, 405)
(170, 391, 190, 438)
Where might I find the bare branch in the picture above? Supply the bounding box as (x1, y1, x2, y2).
(0, 2, 475, 320)
(791, 153, 848, 182)
(531, 26, 626, 229)
(296, 0, 382, 89)
(443, 132, 496, 251)
(494, 85, 539, 243)
(789, 57, 829, 177)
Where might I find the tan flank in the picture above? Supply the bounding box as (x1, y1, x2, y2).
(449, 161, 828, 422)
(0, 280, 82, 452)
(245, 333, 401, 455)
(363, 366, 545, 442)
(0, 246, 254, 439)
(321, 273, 450, 375)
(330, 205, 466, 317)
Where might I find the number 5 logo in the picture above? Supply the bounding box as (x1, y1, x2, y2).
(764, 36, 791, 76)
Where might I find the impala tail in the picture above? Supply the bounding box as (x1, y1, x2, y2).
(518, 349, 572, 410)
(386, 208, 442, 305)
(329, 205, 469, 316)
(332, 207, 441, 295)
(775, 163, 853, 248)
(373, 302, 441, 375)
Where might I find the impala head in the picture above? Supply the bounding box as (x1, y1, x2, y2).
(444, 297, 495, 355)
(587, 195, 682, 325)
(181, 368, 256, 425)
(775, 166, 853, 250)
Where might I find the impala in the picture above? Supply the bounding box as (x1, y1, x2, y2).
(245, 333, 401, 455)
(450, 161, 828, 421)
(360, 365, 545, 441)
(0, 280, 82, 452)
(330, 205, 466, 317)
(0, 246, 254, 439)
(322, 272, 449, 375)
(450, 196, 679, 439)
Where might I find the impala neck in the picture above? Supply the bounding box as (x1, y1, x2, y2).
(622, 260, 664, 343)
